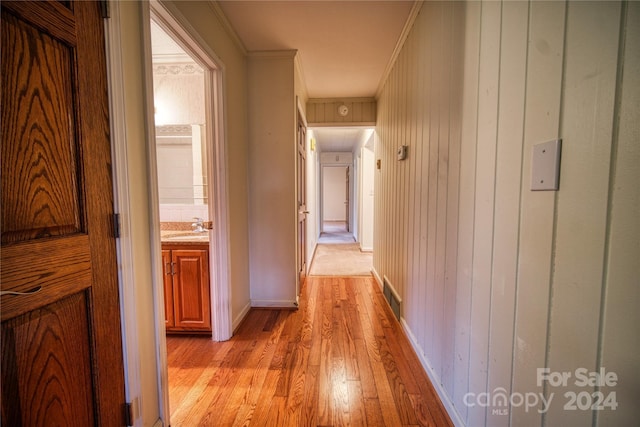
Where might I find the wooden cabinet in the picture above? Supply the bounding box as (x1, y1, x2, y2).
(162, 245, 211, 333)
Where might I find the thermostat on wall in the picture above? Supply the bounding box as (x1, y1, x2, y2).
(397, 145, 408, 161)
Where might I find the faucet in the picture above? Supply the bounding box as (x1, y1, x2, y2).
(191, 217, 206, 233)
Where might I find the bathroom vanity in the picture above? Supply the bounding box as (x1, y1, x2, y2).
(161, 231, 211, 334)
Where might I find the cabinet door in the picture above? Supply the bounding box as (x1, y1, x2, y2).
(172, 249, 211, 330)
(162, 249, 174, 327)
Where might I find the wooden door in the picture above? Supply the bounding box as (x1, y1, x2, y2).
(162, 249, 175, 328)
(1, 1, 126, 425)
(171, 248, 210, 331)
(296, 115, 307, 288)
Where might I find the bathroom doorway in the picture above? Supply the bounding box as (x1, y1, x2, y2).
(144, 2, 232, 422)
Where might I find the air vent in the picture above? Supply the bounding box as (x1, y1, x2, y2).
(382, 277, 401, 321)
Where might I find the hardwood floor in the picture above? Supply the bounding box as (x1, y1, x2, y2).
(167, 276, 453, 426)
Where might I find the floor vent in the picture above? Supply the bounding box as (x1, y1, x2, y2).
(382, 277, 401, 321)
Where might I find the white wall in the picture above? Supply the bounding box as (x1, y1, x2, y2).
(322, 166, 348, 221)
(166, 0, 251, 327)
(247, 51, 298, 307)
(374, 1, 639, 426)
(359, 140, 374, 251)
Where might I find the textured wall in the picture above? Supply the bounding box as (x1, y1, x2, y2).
(374, 1, 639, 426)
(306, 98, 376, 125)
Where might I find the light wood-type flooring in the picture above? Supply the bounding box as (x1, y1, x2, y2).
(167, 276, 453, 426)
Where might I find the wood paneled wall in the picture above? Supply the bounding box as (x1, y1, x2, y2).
(306, 98, 376, 125)
(373, 1, 639, 426)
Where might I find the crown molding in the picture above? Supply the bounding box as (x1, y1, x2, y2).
(375, 0, 423, 99)
(247, 49, 298, 59)
(207, 0, 248, 55)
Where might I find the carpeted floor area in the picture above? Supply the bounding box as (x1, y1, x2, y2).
(309, 243, 373, 276)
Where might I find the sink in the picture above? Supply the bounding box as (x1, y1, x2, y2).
(162, 231, 209, 242)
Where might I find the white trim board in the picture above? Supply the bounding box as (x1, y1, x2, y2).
(232, 301, 252, 333)
(251, 300, 299, 309)
(401, 318, 466, 427)
(104, 2, 143, 425)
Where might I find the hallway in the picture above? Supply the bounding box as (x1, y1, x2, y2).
(166, 276, 452, 426)
(311, 221, 373, 276)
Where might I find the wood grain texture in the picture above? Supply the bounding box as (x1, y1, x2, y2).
(163, 245, 211, 332)
(167, 276, 453, 426)
(1, 11, 82, 244)
(0, 235, 92, 321)
(1, 292, 94, 426)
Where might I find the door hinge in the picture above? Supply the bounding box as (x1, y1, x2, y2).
(100, 0, 110, 19)
(113, 213, 121, 238)
(124, 401, 133, 426)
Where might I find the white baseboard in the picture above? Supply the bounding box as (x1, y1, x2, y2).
(360, 245, 373, 252)
(371, 267, 383, 290)
(400, 318, 466, 427)
(232, 301, 251, 332)
(251, 299, 298, 308)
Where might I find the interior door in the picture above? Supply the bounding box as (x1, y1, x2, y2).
(1, 1, 126, 425)
(345, 166, 350, 232)
(296, 114, 307, 289)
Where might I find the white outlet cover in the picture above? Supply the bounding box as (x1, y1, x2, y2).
(531, 139, 562, 191)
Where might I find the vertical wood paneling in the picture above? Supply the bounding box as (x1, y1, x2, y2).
(442, 0, 464, 397)
(510, 2, 565, 425)
(424, 2, 441, 365)
(485, 3, 528, 427)
(600, 3, 640, 425)
(452, 2, 480, 420)
(546, 2, 621, 425)
(433, 2, 452, 381)
(306, 99, 376, 124)
(374, 2, 637, 426)
(467, 3, 502, 425)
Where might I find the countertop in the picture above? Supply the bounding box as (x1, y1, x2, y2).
(160, 230, 209, 245)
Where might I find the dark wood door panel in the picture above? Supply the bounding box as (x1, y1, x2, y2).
(0, 1, 77, 46)
(1, 292, 95, 426)
(173, 250, 210, 328)
(0, 235, 92, 321)
(1, 9, 83, 244)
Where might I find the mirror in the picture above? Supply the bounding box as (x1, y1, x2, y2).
(151, 19, 207, 206)
(155, 124, 207, 205)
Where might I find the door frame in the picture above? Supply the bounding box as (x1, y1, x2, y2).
(319, 164, 352, 232)
(296, 98, 308, 300)
(144, 1, 231, 340)
(106, 1, 232, 424)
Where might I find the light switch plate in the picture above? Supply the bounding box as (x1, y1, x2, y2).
(531, 139, 562, 191)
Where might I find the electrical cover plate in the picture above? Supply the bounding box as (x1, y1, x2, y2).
(531, 139, 562, 191)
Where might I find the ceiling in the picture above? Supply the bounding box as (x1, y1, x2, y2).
(311, 127, 373, 152)
(217, 1, 414, 153)
(217, 1, 415, 99)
